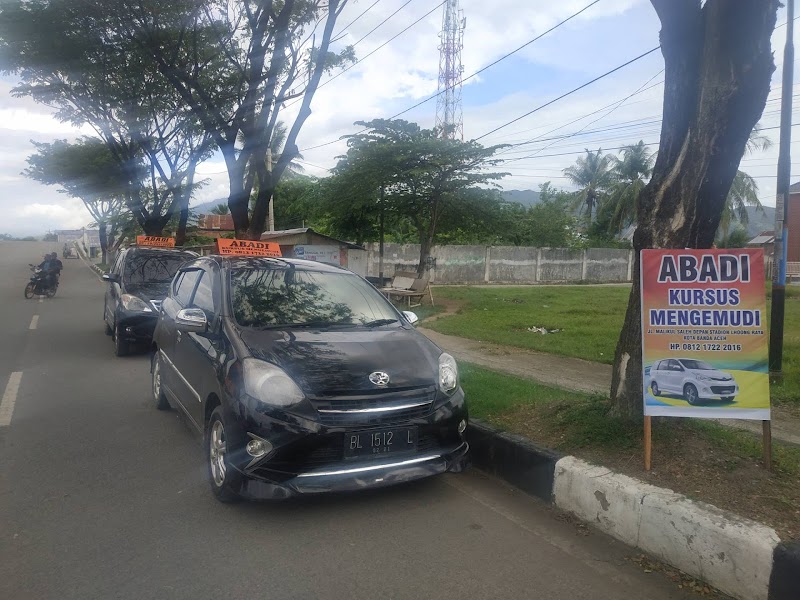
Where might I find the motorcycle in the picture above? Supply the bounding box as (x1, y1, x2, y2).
(24, 265, 58, 299)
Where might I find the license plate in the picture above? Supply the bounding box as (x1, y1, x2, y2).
(344, 427, 418, 458)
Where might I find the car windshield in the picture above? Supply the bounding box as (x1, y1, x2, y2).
(124, 253, 190, 285)
(679, 359, 715, 370)
(230, 267, 398, 328)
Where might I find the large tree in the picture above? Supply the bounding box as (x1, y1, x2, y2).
(25, 138, 129, 264)
(0, 0, 214, 240)
(119, 0, 353, 239)
(610, 0, 778, 418)
(335, 119, 507, 274)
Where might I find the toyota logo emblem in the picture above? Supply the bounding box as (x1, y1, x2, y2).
(369, 371, 390, 387)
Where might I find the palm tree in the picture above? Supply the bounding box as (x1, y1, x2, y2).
(210, 203, 230, 215)
(718, 124, 770, 240)
(238, 121, 306, 180)
(563, 149, 613, 226)
(606, 141, 654, 234)
(719, 171, 760, 240)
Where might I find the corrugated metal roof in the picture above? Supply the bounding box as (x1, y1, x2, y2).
(748, 235, 775, 245)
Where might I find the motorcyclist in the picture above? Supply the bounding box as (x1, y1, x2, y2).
(37, 253, 60, 289)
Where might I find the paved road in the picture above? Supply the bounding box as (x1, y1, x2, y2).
(0, 242, 705, 600)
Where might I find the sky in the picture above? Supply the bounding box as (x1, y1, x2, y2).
(1, 0, 798, 236)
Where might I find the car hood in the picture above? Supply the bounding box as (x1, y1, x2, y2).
(238, 327, 441, 395)
(124, 282, 171, 303)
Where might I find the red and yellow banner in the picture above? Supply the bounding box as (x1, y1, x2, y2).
(136, 235, 175, 248)
(215, 238, 282, 257)
(640, 249, 769, 420)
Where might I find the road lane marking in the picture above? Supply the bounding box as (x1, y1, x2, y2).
(29, 315, 39, 330)
(0, 372, 22, 427)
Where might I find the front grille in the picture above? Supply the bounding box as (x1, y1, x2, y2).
(309, 386, 436, 426)
(711, 385, 736, 394)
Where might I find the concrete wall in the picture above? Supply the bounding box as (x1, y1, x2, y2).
(367, 243, 634, 284)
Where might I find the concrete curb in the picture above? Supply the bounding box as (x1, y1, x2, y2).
(467, 420, 560, 502)
(467, 419, 799, 600)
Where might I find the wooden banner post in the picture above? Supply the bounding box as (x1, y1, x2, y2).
(644, 416, 652, 471)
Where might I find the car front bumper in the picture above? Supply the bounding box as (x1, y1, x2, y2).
(225, 389, 470, 499)
(238, 441, 469, 499)
(697, 383, 739, 399)
(117, 312, 158, 343)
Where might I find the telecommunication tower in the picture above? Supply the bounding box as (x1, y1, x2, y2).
(435, 0, 465, 140)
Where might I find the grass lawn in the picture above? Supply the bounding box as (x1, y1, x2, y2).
(461, 363, 800, 539)
(433, 285, 800, 405)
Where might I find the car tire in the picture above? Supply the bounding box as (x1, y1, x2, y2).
(114, 322, 129, 357)
(683, 383, 700, 406)
(151, 353, 170, 410)
(206, 406, 242, 503)
(651, 381, 660, 397)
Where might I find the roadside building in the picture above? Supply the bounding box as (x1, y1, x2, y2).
(259, 228, 367, 276)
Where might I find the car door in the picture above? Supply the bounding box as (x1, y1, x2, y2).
(666, 360, 683, 393)
(173, 266, 223, 428)
(161, 269, 202, 422)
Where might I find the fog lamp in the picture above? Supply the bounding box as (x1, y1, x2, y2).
(246, 435, 272, 458)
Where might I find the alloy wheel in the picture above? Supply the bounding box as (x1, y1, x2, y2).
(209, 420, 227, 487)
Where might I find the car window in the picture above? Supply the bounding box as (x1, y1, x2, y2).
(654, 360, 662, 371)
(175, 270, 201, 307)
(229, 267, 397, 328)
(679, 359, 714, 370)
(668, 360, 682, 371)
(192, 271, 216, 315)
(124, 252, 192, 285)
(172, 272, 185, 296)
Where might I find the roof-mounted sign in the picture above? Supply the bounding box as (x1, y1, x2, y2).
(136, 235, 176, 248)
(216, 238, 282, 257)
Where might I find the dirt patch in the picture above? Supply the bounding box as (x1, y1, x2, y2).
(492, 401, 800, 541)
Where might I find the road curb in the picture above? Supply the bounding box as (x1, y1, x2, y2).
(467, 419, 796, 600)
(466, 420, 560, 502)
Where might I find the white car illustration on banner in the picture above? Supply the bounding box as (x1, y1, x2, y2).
(649, 358, 739, 405)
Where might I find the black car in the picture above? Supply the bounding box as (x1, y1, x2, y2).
(151, 256, 469, 501)
(103, 246, 198, 356)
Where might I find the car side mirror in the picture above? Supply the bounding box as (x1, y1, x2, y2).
(102, 273, 115, 282)
(402, 311, 419, 325)
(176, 308, 208, 333)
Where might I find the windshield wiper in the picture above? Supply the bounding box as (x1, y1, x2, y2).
(363, 318, 399, 328)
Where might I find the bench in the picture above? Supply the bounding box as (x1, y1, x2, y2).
(788, 262, 800, 282)
(381, 271, 434, 308)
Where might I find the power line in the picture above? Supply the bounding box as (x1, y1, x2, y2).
(350, 0, 417, 48)
(300, 0, 606, 152)
(332, 0, 386, 42)
(475, 46, 662, 141)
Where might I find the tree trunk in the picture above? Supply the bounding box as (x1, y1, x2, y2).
(142, 218, 163, 236)
(98, 221, 108, 265)
(417, 228, 435, 278)
(175, 204, 190, 246)
(610, 0, 777, 419)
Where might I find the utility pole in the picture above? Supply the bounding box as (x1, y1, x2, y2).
(769, 0, 794, 381)
(267, 147, 275, 232)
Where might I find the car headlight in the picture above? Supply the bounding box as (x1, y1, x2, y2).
(120, 294, 152, 312)
(439, 353, 458, 394)
(243, 359, 305, 407)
